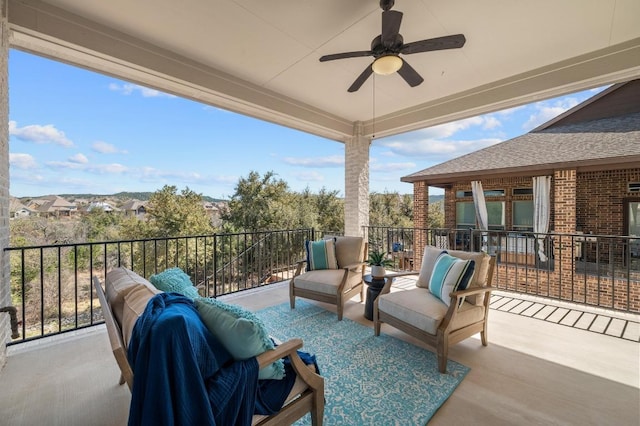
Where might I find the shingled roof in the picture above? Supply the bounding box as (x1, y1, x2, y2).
(402, 80, 640, 187)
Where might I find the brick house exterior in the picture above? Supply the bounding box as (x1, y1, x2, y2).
(403, 80, 640, 312)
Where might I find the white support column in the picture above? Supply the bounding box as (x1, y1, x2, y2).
(0, 0, 11, 366)
(344, 122, 370, 237)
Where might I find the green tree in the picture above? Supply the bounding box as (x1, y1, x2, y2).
(131, 185, 214, 238)
(428, 200, 445, 228)
(80, 209, 122, 241)
(314, 187, 344, 232)
(223, 172, 345, 233)
(369, 191, 413, 228)
(223, 171, 291, 232)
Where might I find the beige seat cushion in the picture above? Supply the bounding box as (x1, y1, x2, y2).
(105, 268, 157, 325)
(378, 288, 485, 335)
(293, 269, 357, 295)
(121, 284, 161, 347)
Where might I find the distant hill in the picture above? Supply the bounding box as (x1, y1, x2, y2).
(31, 192, 227, 203)
(17, 191, 435, 204)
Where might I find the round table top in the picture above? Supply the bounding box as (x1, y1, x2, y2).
(363, 274, 389, 284)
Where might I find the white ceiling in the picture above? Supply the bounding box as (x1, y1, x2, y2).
(8, 0, 640, 142)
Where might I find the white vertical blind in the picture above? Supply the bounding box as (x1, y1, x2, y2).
(471, 181, 489, 252)
(533, 176, 552, 261)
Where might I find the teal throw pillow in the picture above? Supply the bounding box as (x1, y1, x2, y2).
(305, 238, 338, 271)
(149, 267, 200, 299)
(428, 253, 475, 307)
(194, 297, 285, 380)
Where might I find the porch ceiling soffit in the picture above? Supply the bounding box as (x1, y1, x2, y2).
(7, 0, 640, 142)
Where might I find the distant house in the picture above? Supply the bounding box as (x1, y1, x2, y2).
(9, 197, 34, 218)
(202, 201, 223, 227)
(121, 200, 147, 218)
(402, 79, 640, 310)
(34, 195, 78, 218)
(85, 201, 118, 213)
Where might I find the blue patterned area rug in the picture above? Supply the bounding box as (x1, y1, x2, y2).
(255, 300, 469, 426)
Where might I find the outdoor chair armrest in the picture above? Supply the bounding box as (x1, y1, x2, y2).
(256, 338, 324, 392)
(256, 338, 302, 368)
(383, 271, 419, 280)
(341, 261, 366, 271)
(293, 260, 307, 277)
(447, 286, 494, 307)
(380, 271, 419, 294)
(450, 285, 494, 299)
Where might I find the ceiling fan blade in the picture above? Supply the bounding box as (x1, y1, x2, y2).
(397, 59, 424, 87)
(348, 64, 374, 92)
(320, 50, 373, 62)
(400, 34, 466, 55)
(381, 10, 403, 47)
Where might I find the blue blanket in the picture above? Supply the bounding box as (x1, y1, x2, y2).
(127, 293, 259, 426)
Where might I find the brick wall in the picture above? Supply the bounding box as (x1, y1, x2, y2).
(493, 264, 640, 312)
(412, 181, 429, 270)
(1, 0, 10, 367)
(576, 168, 640, 235)
(410, 167, 640, 312)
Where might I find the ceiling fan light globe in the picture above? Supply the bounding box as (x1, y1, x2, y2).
(372, 55, 402, 75)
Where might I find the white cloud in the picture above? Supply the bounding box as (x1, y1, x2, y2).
(92, 141, 128, 154)
(378, 138, 501, 159)
(9, 121, 73, 147)
(108, 82, 174, 98)
(69, 153, 89, 164)
(522, 98, 580, 131)
(282, 155, 344, 168)
(413, 116, 484, 139)
(370, 162, 416, 173)
(292, 170, 325, 182)
(46, 161, 128, 174)
(93, 163, 128, 174)
(482, 116, 501, 130)
(137, 167, 237, 185)
(9, 153, 37, 169)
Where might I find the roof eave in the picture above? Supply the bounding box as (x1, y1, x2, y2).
(401, 155, 640, 187)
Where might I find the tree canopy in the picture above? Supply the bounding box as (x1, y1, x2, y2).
(222, 171, 346, 233)
(120, 185, 214, 238)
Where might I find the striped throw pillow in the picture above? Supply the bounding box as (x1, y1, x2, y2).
(305, 239, 338, 271)
(428, 252, 475, 307)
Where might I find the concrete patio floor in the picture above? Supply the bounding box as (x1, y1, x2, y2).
(1, 278, 638, 425)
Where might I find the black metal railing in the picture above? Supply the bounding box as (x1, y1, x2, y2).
(366, 226, 640, 313)
(7, 226, 637, 344)
(5, 228, 319, 344)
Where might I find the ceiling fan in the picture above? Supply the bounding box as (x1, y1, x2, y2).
(320, 0, 466, 92)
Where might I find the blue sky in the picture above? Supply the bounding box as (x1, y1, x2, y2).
(9, 49, 604, 199)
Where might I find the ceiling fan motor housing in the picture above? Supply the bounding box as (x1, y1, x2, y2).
(372, 34, 404, 57)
